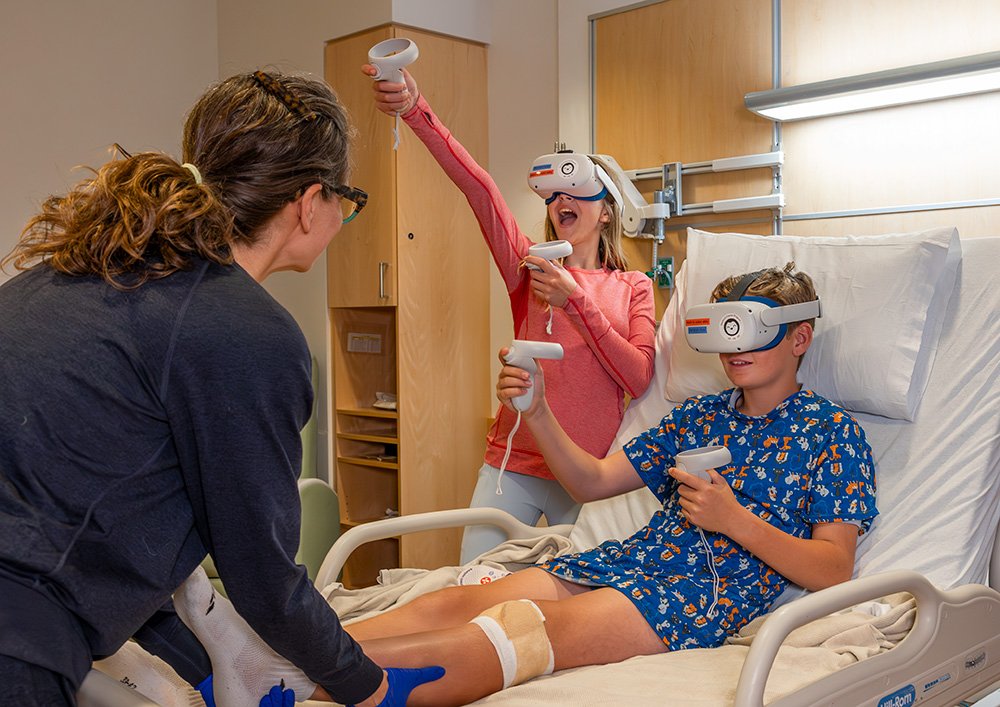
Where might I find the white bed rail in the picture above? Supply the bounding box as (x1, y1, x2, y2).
(315, 507, 573, 590)
(736, 570, 1000, 706)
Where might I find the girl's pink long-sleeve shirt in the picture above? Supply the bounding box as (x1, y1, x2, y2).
(403, 95, 656, 479)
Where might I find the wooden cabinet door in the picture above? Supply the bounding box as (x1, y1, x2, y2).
(325, 26, 398, 307)
(393, 27, 490, 569)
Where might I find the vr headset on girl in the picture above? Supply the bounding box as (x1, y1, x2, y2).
(684, 269, 822, 353)
(528, 152, 625, 207)
(526, 151, 670, 237)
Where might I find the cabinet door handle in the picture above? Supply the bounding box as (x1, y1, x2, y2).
(378, 261, 388, 299)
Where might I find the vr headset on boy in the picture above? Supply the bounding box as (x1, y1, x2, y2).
(684, 269, 822, 353)
(527, 152, 625, 213)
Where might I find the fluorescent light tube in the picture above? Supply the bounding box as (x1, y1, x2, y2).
(745, 51, 1000, 122)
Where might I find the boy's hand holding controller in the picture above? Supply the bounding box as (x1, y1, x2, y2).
(669, 446, 744, 535)
(496, 341, 564, 416)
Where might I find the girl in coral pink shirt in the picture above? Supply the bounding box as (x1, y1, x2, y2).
(367, 67, 656, 562)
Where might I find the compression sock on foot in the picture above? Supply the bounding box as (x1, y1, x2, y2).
(172, 566, 317, 706)
(93, 640, 204, 707)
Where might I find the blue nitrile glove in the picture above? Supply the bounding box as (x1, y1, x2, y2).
(259, 682, 295, 707)
(348, 666, 446, 707)
(196, 674, 216, 707)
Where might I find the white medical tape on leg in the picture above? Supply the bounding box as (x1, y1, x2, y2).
(469, 599, 554, 689)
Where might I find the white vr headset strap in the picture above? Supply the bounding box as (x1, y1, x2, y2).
(759, 298, 822, 326)
(591, 162, 624, 216)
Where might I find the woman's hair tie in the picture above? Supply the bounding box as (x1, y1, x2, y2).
(181, 162, 203, 185)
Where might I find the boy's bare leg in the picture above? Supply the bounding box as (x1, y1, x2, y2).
(355, 585, 666, 707)
(346, 567, 587, 641)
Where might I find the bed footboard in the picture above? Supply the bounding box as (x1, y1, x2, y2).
(735, 570, 1000, 706)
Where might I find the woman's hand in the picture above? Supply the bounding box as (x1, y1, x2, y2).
(669, 466, 744, 535)
(350, 667, 446, 707)
(361, 65, 420, 115)
(495, 347, 547, 417)
(522, 256, 577, 309)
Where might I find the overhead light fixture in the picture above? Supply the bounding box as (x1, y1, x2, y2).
(745, 50, 1000, 122)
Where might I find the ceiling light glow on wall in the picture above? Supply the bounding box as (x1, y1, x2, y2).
(745, 51, 1000, 122)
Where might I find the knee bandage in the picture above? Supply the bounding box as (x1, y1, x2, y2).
(470, 599, 554, 688)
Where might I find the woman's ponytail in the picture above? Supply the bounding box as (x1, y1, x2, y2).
(3, 152, 235, 289)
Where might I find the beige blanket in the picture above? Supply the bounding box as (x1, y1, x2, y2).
(320, 533, 572, 623)
(315, 540, 915, 706)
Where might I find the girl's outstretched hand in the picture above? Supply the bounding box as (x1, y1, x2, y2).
(361, 65, 420, 115)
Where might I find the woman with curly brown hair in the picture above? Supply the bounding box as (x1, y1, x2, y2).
(0, 70, 438, 707)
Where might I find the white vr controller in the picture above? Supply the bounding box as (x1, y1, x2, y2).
(525, 240, 572, 271)
(368, 38, 419, 84)
(504, 340, 564, 412)
(675, 445, 731, 481)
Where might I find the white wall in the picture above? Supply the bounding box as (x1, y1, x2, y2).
(392, 0, 492, 43)
(0, 0, 218, 284)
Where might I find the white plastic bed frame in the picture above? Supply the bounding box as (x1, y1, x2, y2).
(314, 234, 1000, 707)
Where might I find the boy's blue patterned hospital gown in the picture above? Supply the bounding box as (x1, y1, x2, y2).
(538, 388, 877, 650)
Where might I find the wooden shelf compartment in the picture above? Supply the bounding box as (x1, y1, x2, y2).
(335, 411, 398, 438)
(335, 407, 398, 421)
(331, 307, 397, 412)
(336, 437, 398, 470)
(336, 462, 399, 526)
(337, 431, 398, 445)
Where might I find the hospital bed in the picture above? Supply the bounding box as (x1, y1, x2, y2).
(313, 227, 1000, 706)
(80, 228, 1000, 706)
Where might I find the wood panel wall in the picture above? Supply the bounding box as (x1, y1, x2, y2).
(595, 0, 1000, 316)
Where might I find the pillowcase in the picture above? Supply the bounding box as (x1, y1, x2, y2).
(663, 227, 961, 420)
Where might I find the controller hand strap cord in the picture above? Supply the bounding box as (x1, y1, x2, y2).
(675, 445, 731, 619)
(697, 527, 720, 618)
(498, 340, 564, 496)
(545, 306, 554, 335)
(495, 410, 522, 495)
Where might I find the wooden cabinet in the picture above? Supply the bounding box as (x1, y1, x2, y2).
(325, 25, 490, 587)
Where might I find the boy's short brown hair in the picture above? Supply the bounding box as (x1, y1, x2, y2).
(711, 262, 818, 331)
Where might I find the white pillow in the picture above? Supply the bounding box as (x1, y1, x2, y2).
(664, 227, 961, 421)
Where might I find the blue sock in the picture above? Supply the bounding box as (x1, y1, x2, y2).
(196, 674, 215, 707)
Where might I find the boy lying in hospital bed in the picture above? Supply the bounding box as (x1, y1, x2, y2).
(139, 261, 877, 706)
